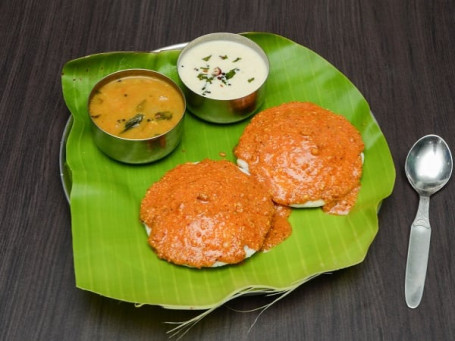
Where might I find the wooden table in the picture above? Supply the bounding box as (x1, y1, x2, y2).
(2, 1, 454, 340)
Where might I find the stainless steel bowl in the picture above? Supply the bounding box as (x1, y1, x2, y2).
(88, 69, 186, 164)
(177, 33, 269, 124)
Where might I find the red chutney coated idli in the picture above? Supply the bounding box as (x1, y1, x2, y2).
(234, 102, 364, 215)
(140, 159, 291, 268)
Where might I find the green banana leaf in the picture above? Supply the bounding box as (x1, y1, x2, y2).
(61, 32, 395, 309)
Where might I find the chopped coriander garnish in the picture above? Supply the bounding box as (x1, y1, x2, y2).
(225, 68, 238, 80)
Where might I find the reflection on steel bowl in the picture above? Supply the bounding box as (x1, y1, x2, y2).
(88, 69, 186, 164)
(177, 32, 269, 124)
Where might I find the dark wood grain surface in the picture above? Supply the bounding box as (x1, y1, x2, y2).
(1, 0, 455, 340)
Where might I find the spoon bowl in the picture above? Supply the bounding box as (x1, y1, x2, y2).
(404, 134, 452, 309)
(405, 134, 453, 196)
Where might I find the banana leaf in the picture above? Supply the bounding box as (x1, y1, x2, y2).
(61, 32, 395, 309)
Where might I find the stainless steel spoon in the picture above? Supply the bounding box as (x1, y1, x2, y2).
(404, 134, 453, 308)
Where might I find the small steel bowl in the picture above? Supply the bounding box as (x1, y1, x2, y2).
(177, 33, 269, 124)
(88, 69, 186, 164)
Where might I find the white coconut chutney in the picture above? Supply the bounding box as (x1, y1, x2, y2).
(178, 39, 268, 100)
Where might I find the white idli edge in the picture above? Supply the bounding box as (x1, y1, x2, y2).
(236, 153, 364, 208)
(236, 158, 250, 175)
(211, 246, 256, 267)
(290, 200, 326, 208)
(143, 223, 257, 268)
(144, 223, 152, 236)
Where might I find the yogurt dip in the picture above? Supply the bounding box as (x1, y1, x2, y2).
(178, 37, 268, 101)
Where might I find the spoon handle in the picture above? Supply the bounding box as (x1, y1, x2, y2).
(405, 195, 431, 308)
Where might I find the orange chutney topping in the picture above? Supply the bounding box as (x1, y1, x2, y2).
(261, 205, 292, 251)
(234, 102, 364, 215)
(140, 159, 291, 268)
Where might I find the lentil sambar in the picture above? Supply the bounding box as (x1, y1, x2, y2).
(89, 72, 185, 140)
